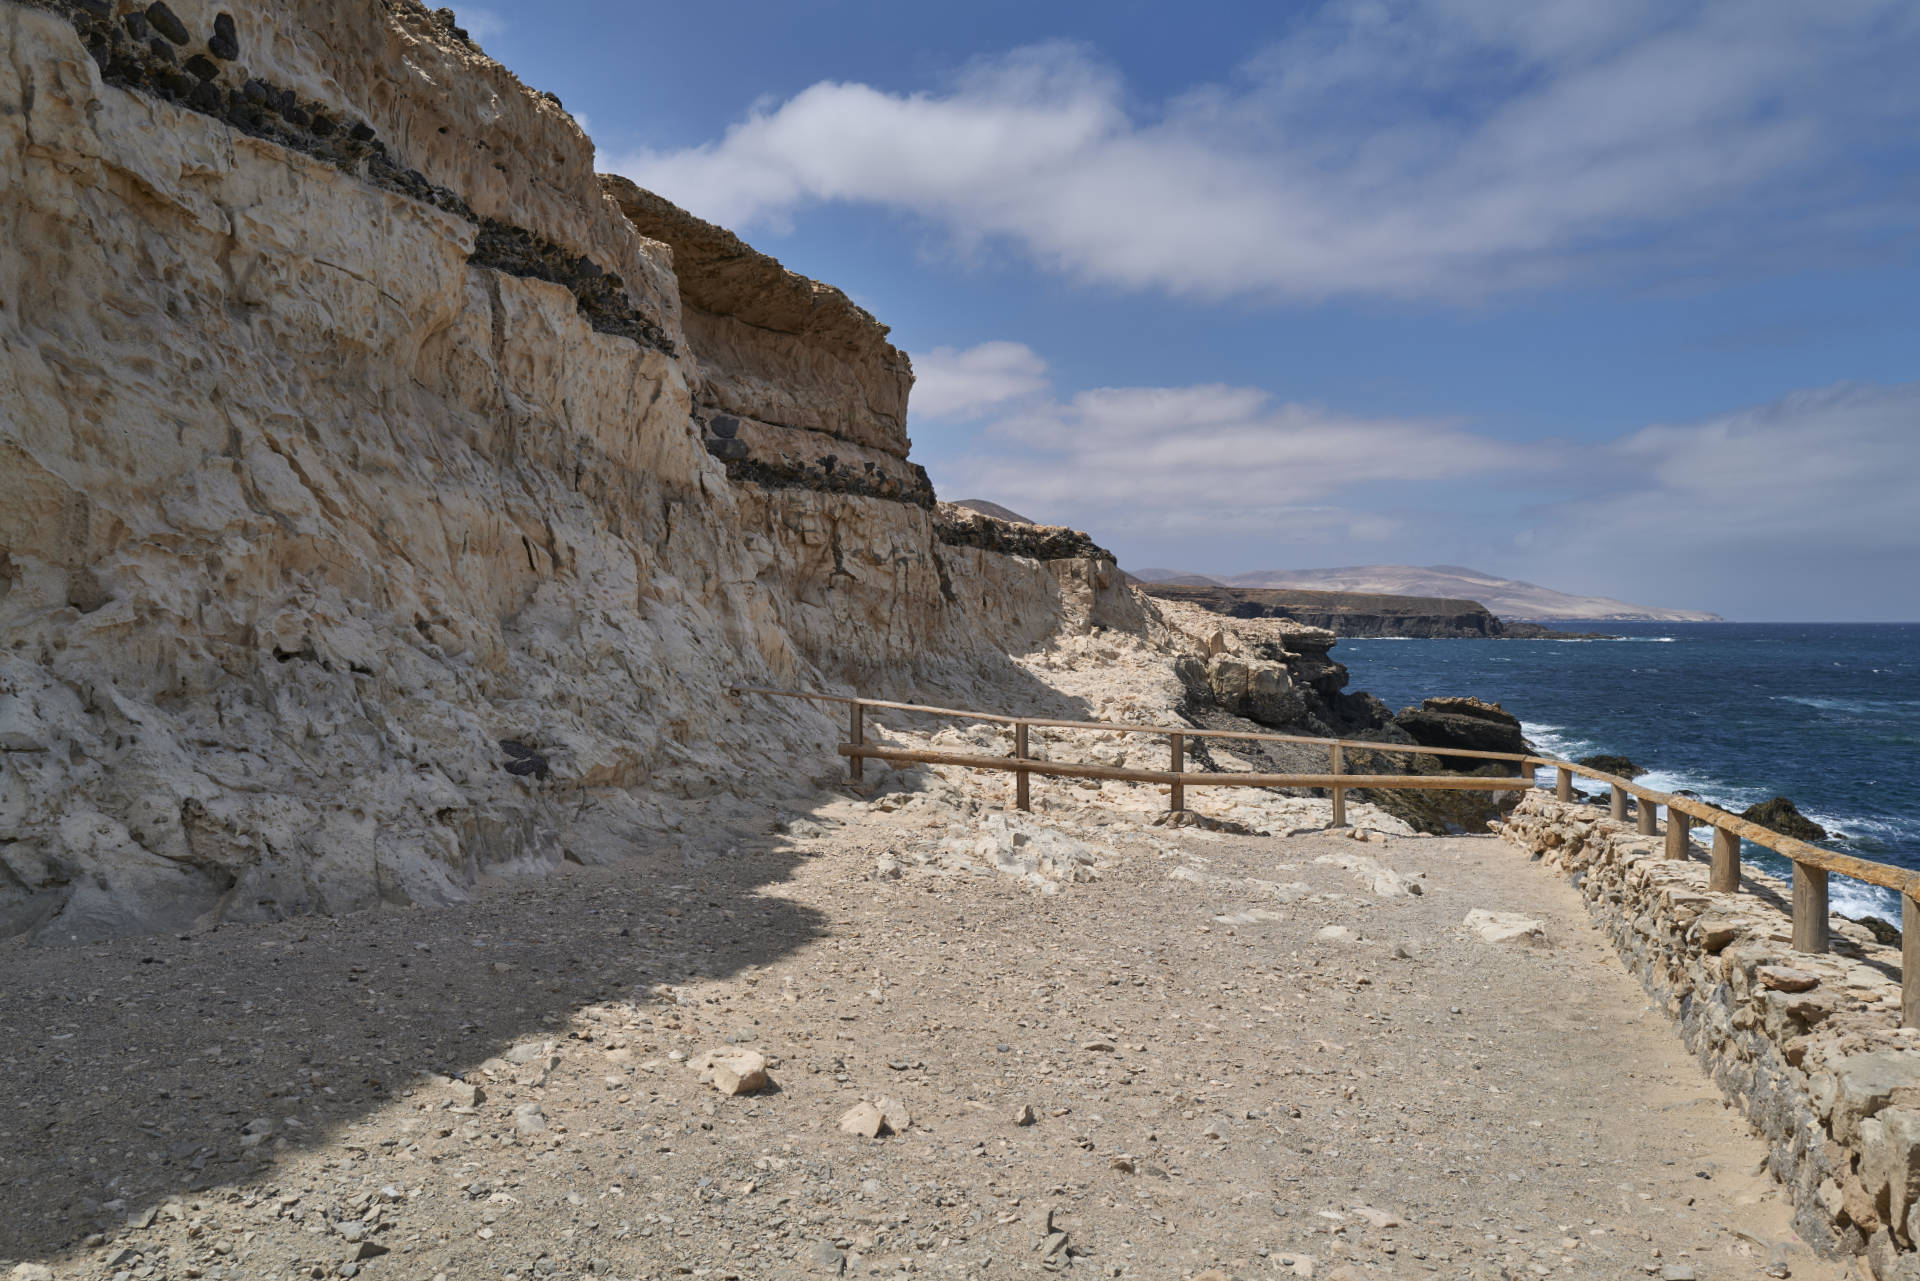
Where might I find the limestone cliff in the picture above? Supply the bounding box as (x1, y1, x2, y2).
(0, 0, 1141, 942)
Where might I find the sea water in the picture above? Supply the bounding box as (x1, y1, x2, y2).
(1336, 622, 1920, 919)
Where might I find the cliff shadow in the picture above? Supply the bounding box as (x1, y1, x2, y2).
(0, 805, 832, 1262)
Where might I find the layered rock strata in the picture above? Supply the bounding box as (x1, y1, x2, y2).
(0, 0, 1139, 942)
(1500, 793, 1920, 1272)
(602, 176, 932, 508)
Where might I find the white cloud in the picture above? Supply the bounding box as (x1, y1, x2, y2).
(910, 342, 1051, 420)
(929, 381, 1538, 539)
(612, 2, 1920, 301)
(1501, 381, 1920, 616)
(1542, 382, 1920, 554)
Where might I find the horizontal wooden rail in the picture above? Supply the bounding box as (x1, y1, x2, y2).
(729, 685, 1538, 763)
(734, 683, 1920, 1024)
(1519, 757, 1919, 896)
(837, 743, 1532, 791)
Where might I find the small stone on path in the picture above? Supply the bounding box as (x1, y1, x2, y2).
(839, 1101, 885, 1138)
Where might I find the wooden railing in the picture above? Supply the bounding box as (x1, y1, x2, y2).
(730, 685, 1920, 1025)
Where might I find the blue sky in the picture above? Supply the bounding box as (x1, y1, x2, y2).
(463, 1, 1920, 620)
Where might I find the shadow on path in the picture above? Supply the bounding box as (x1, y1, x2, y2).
(0, 806, 824, 1261)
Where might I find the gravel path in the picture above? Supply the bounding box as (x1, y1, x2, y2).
(0, 799, 1851, 1280)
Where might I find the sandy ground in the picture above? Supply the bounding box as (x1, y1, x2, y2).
(0, 771, 1856, 1281)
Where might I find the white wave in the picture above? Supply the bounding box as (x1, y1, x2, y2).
(1830, 879, 1900, 920)
(1519, 721, 1596, 760)
(1772, 694, 1920, 715)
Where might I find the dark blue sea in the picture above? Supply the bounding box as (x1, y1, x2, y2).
(1337, 622, 1920, 918)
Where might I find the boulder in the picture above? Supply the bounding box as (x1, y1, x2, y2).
(1853, 915, 1903, 945)
(1576, 753, 1643, 779)
(1392, 697, 1525, 767)
(692, 1047, 770, 1096)
(839, 1102, 886, 1138)
(1742, 796, 1828, 842)
(1192, 654, 1307, 726)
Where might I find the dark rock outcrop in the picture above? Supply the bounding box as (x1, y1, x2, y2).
(1392, 697, 1526, 767)
(933, 504, 1112, 562)
(1577, 754, 1644, 779)
(1742, 796, 1829, 842)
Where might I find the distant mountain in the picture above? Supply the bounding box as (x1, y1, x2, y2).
(1127, 563, 1722, 622)
(1126, 568, 1226, 587)
(951, 498, 1036, 524)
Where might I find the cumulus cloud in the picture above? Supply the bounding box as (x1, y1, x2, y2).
(1501, 381, 1920, 616)
(614, 1, 1920, 300)
(1543, 382, 1920, 552)
(928, 380, 1537, 540)
(910, 342, 1051, 419)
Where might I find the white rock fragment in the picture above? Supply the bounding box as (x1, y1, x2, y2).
(1463, 909, 1547, 946)
(875, 1095, 911, 1133)
(1315, 852, 1424, 898)
(692, 1047, 770, 1096)
(839, 1102, 885, 1138)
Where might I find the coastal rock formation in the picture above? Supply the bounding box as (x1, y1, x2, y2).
(1578, 753, 1645, 779)
(1140, 563, 1723, 623)
(1140, 583, 1610, 639)
(1393, 697, 1527, 767)
(1745, 796, 1831, 842)
(0, 0, 1138, 942)
(1148, 604, 1522, 835)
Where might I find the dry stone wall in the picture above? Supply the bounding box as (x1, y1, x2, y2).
(0, 0, 1144, 944)
(1499, 793, 1920, 1275)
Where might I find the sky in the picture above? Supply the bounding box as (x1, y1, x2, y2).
(460, 1, 1920, 620)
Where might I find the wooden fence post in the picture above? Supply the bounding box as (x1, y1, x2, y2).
(1905, 893, 1920, 1030)
(1329, 743, 1347, 828)
(1711, 826, 1740, 893)
(1666, 809, 1691, 860)
(1014, 721, 1031, 812)
(848, 701, 864, 785)
(1637, 797, 1658, 836)
(1169, 732, 1184, 813)
(1792, 863, 1829, 954)
(1556, 768, 1572, 802)
(1610, 784, 1627, 822)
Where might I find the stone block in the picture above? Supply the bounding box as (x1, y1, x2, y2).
(1832, 1053, 1920, 1146)
(1863, 1108, 1920, 1239)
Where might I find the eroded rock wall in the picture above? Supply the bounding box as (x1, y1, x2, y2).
(603, 176, 930, 507)
(0, 0, 1141, 942)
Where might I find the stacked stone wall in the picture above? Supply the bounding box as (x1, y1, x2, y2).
(1500, 793, 1920, 1275)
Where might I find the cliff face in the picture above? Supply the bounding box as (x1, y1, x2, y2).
(0, 0, 1140, 942)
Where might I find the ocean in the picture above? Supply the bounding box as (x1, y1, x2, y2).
(1335, 622, 1920, 919)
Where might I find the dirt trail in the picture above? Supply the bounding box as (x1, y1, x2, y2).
(0, 796, 1849, 1281)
